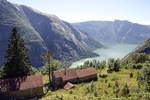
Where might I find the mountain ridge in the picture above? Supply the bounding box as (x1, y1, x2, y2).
(0, 1, 103, 67)
(73, 20, 150, 44)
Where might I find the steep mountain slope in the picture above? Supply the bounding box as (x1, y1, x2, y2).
(0, 0, 103, 67)
(123, 38, 150, 61)
(73, 20, 150, 44)
(21, 5, 103, 62)
(0, 0, 48, 67)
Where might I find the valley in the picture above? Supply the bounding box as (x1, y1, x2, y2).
(0, 0, 150, 100)
(70, 44, 138, 68)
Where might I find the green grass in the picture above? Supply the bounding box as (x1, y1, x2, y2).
(40, 69, 140, 100)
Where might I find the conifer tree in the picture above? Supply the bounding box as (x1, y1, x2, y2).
(2, 27, 32, 78)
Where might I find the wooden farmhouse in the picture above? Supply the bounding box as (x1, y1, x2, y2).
(0, 75, 43, 100)
(52, 67, 97, 88)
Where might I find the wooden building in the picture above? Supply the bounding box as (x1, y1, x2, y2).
(52, 67, 97, 88)
(0, 75, 43, 100)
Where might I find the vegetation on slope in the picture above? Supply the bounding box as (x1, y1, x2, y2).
(40, 54, 150, 100)
(41, 69, 139, 100)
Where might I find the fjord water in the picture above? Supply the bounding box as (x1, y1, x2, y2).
(70, 44, 138, 68)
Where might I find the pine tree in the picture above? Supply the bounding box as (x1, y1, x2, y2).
(2, 27, 32, 78)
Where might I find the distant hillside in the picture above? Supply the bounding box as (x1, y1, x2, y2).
(0, 0, 103, 67)
(73, 20, 150, 44)
(123, 38, 150, 61)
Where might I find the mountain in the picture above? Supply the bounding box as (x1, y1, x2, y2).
(72, 20, 150, 44)
(123, 38, 150, 61)
(0, 0, 47, 67)
(0, 0, 103, 67)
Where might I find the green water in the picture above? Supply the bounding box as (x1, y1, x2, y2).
(70, 44, 138, 68)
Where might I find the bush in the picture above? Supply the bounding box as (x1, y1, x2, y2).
(94, 89, 98, 97)
(121, 83, 130, 97)
(99, 74, 107, 78)
(85, 81, 96, 93)
(143, 93, 150, 100)
(108, 58, 121, 72)
(130, 72, 133, 78)
(108, 83, 111, 88)
(69, 90, 73, 94)
(131, 53, 149, 64)
(137, 62, 150, 91)
(78, 60, 106, 70)
(113, 81, 120, 97)
(115, 81, 119, 88)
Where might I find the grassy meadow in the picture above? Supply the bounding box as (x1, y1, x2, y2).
(40, 68, 141, 100)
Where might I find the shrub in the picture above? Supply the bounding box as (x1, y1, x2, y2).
(130, 72, 133, 78)
(104, 90, 108, 95)
(143, 93, 150, 100)
(59, 95, 63, 100)
(69, 90, 73, 94)
(121, 83, 130, 97)
(105, 79, 108, 83)
(85, 81, 96, 94)
(94, 89, 98, 97)
(108, 83, 111, 88)
(137, 62, 150, 91)
(113, 81, 120, 97)
(108, 58, 121, 72)
(99, 74, 107, 78)
(97, 97, 101, 100)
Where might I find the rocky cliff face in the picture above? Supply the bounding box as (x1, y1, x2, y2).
(0, 1, 103, 67)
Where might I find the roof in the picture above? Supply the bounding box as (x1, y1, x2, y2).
(64, 82, 76, 89)
(54, 68, 78, 81)
(0, 75, 43, 92)
(76, 67, 97, 78)
(54, 67, 97, 81)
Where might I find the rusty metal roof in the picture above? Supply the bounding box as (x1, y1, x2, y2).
(54, 68, 78, 81)
(76, 67, 97, 78)
(64, 82, 76, 89)
(54, 67, 97, 81)
(0, 75, 43, 92)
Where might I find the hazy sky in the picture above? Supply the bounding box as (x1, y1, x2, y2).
(8, 0, 150, 25)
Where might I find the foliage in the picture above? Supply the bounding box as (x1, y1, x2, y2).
(85, 81, 98, 97)
(77, 60, 106, 70)
(137, 62, 150, 91)
(41, 50, 62, 86)
(40, 60, 62, 75)
(115, 81, 119, 88)
(113, 81, 120, 97)
(108, 58, 120, 72)
(123, 53, 150, 69)
(40, 69, 148, 100)
(2, 27, 32, 79)
(121, 83, 130, 97)
(131, 53, 149, 64)
(130, 72, 133, 78)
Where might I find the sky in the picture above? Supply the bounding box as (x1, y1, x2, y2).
(7, 0, 150, 25)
